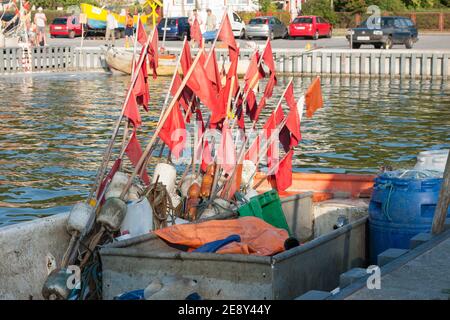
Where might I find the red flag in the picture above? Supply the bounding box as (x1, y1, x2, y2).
(137, 19, 147, 46)
(264, 107, 284, 171)
(195, 109, 213, 172)
(249, 74, 277, 122)
(180, 40, 192, 75)
(268, 149, 293, 192)
(124, 93, 142, 127)
(217, 120, 236, 176)
(125, 130, 150, 185)
(305, 77, 323, 118)
(261, 40, 276, 74)
(203, 48, 222, 93)
(158, 103, 186, 159)
(191, 18, 203, 46)
(148, 28, 159, 79)
(97, 158, 122, 202)
(244, 51, 265, 93)
(218, 13, 238, 61)
(283, 82, 301, 149)
(172, 73, 193, 119)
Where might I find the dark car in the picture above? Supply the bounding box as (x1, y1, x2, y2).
(346, 16, 418, 49)
(157, 17, 190, 41)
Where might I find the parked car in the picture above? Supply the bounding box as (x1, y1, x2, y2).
(49, 16, 83, 38)
(346, 16, 418, 49)
(246, 16, 288, 40)
(157, 17, 190, 41)
(229, 11, 246, 39)
(289, 16, 332, 40)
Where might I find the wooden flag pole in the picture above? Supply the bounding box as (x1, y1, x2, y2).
(432, 154, 450, 234)
(119, 48, 205, 200)
(87, 27, 156, 203)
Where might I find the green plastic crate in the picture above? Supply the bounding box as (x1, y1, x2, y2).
(238, 190, 291, 235)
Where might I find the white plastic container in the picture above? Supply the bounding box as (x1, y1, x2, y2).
(105, 172, 129, 199)
(414, 149, 449, 173)
(66, 202, 95, 236)
(152, 163, 177, 194)
(120, 198, 153, 238)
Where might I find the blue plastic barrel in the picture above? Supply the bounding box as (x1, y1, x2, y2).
(368, 171, 450, 263)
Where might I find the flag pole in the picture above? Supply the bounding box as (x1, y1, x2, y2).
(222, 78, 293, 196)
(131, 14, 140, 80)
(87, 28, 155, 204)
(119, 48, 205, 200)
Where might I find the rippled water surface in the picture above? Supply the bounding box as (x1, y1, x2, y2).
(0, 73, 449, 226)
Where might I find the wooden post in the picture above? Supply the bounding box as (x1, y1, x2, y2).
(439, 13, 444, 32)
(431, 153, 450, 235)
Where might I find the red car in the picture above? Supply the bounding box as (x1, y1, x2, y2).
(289, 16, 332, 40)
(50, 16, 83, 38)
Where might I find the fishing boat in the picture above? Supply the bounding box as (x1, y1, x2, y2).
(104, 46, 178, 76)
(80, 3, 149, 30)
(0, 172, 374, 300)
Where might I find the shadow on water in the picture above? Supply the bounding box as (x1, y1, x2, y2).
(0, 73, 449, 226)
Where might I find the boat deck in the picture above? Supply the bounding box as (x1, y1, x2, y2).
(344, 229, 450, 300)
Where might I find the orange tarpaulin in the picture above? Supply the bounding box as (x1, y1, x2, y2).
(154, 216, 289, 256)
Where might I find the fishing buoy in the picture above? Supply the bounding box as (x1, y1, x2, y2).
(152, 163, 177, 194)
(66, 202, 95, 237)
(105, 172, 129, 200)
(180, 174, 200, 197)
(42, 269, 72, 300)
(200, 164, 215, 198)
(97, 198, 127, 232)
(187, 182, 201, 220)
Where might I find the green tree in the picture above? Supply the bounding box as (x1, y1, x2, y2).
(302, 0, 338, 23)
(258, 0, 277, 13)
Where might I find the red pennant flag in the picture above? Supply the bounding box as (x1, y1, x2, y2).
(264, 107, 284, 171)
(158, 103, 186, 159)
(180, 40, 192, 75)
(283, 82, 301, 149)
(137, 19, 147, 46)
(268, 149, 294, 192)
(191, 18, 203, 46)
(249, 74, 277, 122)
(244, 51, 265, 93)
(261, 40, 276, 74)
(124, 93, 142, 127)
(148, 28, 159, 79)
(218, 13, 238, 62)
(195, 109, 213, 172)
(125, 130, 150, 185)
(305, 77, 323, 118)
(217, 121, 236, 176)
(172, 73, 193, 120)
(203, 48, 222, 93)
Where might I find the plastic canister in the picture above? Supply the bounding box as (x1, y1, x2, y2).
(414, 149, 449, 173)
(120, 198, 153, 237)
(152, 163, 177, 194)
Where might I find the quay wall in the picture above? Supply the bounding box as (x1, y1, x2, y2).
(0, 46, 449, 79)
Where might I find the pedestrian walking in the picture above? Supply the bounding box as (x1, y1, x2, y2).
(34, 7, 47, 46)
(105, 10, 117, 46)
(205, 9, 216, 32)
(125, 11, 134, 48)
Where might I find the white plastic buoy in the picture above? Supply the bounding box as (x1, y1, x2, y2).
(120, 198, 153, 237)
(241, 160, 257, 187)
(105, 172, 129, 200)
(152, 163, 177, 194)
(66, 202, 95, 237)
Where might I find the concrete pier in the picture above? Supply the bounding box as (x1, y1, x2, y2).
(1, 46, 449, 79)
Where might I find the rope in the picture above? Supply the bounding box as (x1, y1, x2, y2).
(144, 182, 177, 229)
(380, 182, 393, 222)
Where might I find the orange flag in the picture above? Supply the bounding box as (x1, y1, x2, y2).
(305, 77, 323, 118)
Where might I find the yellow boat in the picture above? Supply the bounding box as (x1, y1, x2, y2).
(80, 3, 150, 30)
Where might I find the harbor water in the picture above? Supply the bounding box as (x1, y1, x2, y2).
(0, 73, 449, 226)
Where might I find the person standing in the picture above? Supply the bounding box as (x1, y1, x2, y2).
(34, 7, 47, 46)
(105, 10, 117, 46)
(124, 11, 134, 48)
(205, 9, 216, 32)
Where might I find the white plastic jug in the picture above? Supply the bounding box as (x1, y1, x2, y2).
(152, 163, 177, 194)
(120, 198, 153, 237)
(414, 149, 449, 173)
